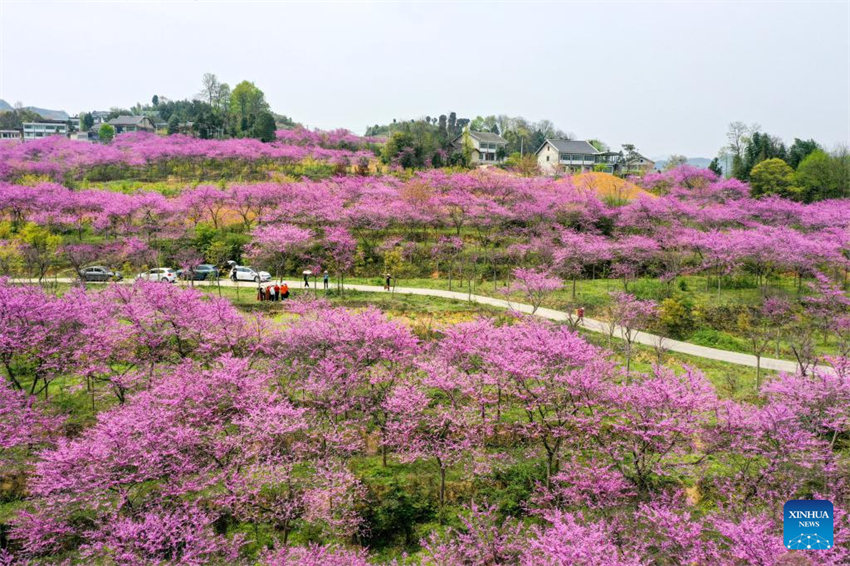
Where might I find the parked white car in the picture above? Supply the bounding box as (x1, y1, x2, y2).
(229, 266, 271, 283)
(136, 267, 178, 283)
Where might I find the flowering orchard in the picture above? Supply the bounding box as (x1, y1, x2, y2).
(0, 130, 375, 183)
(1, 149, 848, 354)
(0, 280, 848, 564)
(0, 165, 847, 288)
(1, 132, 850, 562)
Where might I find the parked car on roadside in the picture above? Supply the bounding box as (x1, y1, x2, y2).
(177, 264, 220, 281)
(229, 266, 270, 283)
(136, 267, 177, 283)
(80, 266, 122, 282)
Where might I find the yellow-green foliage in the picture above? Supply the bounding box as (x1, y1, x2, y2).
(18, 223, 61, 254)
(658, 296, 695, 339)
(15, 174, 53, 186)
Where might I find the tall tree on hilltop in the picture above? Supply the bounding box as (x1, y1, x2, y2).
(199, 73, 220, 107)
(787, 138, 820, 169)
(230, 81, 269, 135)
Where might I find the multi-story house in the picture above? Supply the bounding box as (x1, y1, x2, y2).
(107, 115, 156, 133)
(536, 139, 602, 174)
(451, 131, 508, 165)
(23, 122, 68, 140)
(621, 152, 655, 174)
(536, 140, 657, 175)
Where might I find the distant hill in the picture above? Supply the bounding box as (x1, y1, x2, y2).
(25, 107, 70, 121)
(0, 99, 69, 121)
(653, 156, 712, 170)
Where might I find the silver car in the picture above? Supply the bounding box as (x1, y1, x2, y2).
(136, 267, 177, 283)
(229, 266, 270, 283)
(80, 266, 122, 282)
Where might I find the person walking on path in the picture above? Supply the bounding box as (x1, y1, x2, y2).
(577, 307, 585, 325)
(304, 273, 310, 288)
(323, 270, 329, 290)
(384, 273, 392, 291)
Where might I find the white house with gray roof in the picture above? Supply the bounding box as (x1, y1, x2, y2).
(107, 115, 156, 133)
(535, 139, 604, 174)
(451, 130, 508, 165)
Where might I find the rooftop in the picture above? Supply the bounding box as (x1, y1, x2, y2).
(108, 115, 151, 126)
(467, 131, 507, 144)
(538, 139, 600, 155)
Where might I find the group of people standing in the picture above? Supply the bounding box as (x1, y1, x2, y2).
(259, 270, 332, 302)
(257, 282, 290, 302)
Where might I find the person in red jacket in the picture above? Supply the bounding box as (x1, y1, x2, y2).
(273, 283, 280, 301)
(281, 283, 290, 299)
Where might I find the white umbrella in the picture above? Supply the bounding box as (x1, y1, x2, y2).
(302, 270, 312, 275)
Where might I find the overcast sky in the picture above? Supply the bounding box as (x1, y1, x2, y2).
(1, 0, 848, 158)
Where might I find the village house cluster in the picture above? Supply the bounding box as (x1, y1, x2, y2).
(0, 109, 185, 142)
(1, 108, 655, 176)
(450, 130, 655, 175)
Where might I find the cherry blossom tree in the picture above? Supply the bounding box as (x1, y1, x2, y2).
(503, 267, 562, 314)
(247, 224, 313, 282)
(606, 291, 657, 375)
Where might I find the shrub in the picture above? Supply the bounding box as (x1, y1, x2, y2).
(657, 296, 695, 339)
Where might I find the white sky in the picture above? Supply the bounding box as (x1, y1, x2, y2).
(1, 0, 848, 158)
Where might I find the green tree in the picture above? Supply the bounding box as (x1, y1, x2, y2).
(461, 129, 473, 167)
(740, 131, 787, 179)
(18, 223, 61, 282)
(380, 120, 446, 168)
(787, 138, 819, 169)
(230, 80, 269, 135)
(80, 112, 94, 132)
(252, 111, 277, 142)
(708, 157, 723, 176)
(167, 115, 180, 135)
(98, 123, 115, 143)
(151, 94, 159, 107)
(749, 158, 799, 199)
(833, 146, 850, 199)
(796, 149, 839, 201)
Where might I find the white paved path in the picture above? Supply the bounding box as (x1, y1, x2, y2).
(21, 277, 804, 374)
(337, 283, 803, 374)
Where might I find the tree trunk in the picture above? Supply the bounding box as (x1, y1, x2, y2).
(437, 458, 447, 507)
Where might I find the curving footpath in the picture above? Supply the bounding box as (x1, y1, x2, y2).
(18, 277, 805, 374)
(337, 283, 804, 374)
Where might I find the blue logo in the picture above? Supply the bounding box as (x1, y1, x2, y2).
(784, 500, 833, 550)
